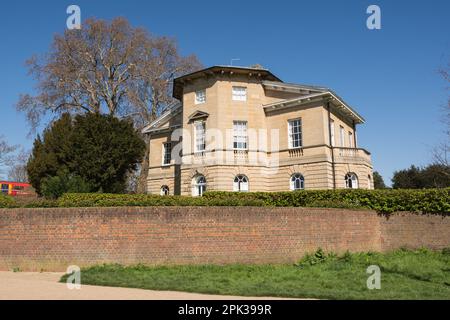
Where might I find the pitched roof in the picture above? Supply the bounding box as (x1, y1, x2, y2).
(262, 80, 329, 94)
(263, 91, 365, 124)
(143, 66, 366, 132)
(141, 101, 182, 134)
(188, 110, 209, 122)
(173, 65, 282, 100)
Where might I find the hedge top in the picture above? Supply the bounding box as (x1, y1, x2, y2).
(1, 188, 449, 215)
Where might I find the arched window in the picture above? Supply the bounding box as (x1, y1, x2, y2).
(192, 175, 207, 197)
(368, 174, 372, 189)
(345, 173, 359, 189)
(233, 175, 249, 192)
(290, 173, 305, 190)
(160, 185, 169, 196)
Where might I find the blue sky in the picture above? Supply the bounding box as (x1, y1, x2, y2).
(0, 0, 449, 184)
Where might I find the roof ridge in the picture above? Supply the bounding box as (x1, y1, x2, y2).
(263, 92, 327, 108)
(262, 91, 365, 124)
(262, 80, 328, 91)
(141, 102, 182, 133)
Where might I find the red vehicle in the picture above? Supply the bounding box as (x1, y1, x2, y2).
(0, 181, 34, 197)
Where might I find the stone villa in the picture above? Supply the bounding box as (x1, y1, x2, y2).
(142, 66, 373, 196)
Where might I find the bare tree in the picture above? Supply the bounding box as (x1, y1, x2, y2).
(17, 17, 202, 192)
(128, 36, 201, 127)
(439, 62, 450, 134)
(17, 18, 149, 128)
(7, 150, 30, 182)
(433, 62, 450, 168)
(433, 142, 449, 167)
(0, 136, 17, 178)
(127, 37, 202, 192)
(125, 167, 140, 194)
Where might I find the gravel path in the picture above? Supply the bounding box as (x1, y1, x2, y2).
(0, 272, 298, 300)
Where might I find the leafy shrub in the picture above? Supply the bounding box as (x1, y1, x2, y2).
(340, 251, 353, 263)
(305, 199, 364, 210)
(1, 189, 449, 215)
(296, 248, 337, 267)
(0, 194, 16, 208)
(56, 193, 266, 208)
(41, 173, 92, 199)
(23, 199, 59, 208)
(203, 188, 450, 214)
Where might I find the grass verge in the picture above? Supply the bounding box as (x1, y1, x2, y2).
(60, 248, 450, 299)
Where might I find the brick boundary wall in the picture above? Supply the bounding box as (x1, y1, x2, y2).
(0, 207, 449, 271)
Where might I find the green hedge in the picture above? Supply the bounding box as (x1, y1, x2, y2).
(0, 194, 16, 208)
(203, 189, 450, 214)
(0, 189, 449, 215)
(56, 193, 265, 208)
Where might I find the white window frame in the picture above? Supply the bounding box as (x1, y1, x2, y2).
(195, 89, 206, 104)
(232, 86, 247, 101)
(160, 185, 170, 196)
(288, 118, 302, 149)
(348, 131, 353, 148)
(233, 175, 249, 192)
(194, 120, 206, 153)
(290, 173, 305, 191)
(233, 121, 248, 150)
(330, 119, 335, 147)
(192, 175, 207, 197)
(162, 142, 171, 166)
(345, 173, 359, 189)
(339, 125, 345, 147)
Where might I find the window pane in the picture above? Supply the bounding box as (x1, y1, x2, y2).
(290, 174, 305, 190)
(288, 119, 302, 149)
(163, 143, 171, 165)
(195, 89, 206, 104)
(232, 86, 247, 101)
(330, 119, 335, 146)
(160, 186, 169, 196)
(192, 175, 206, 196)
(195, 121, 206, 152)
(233, 121, 248, 150)
(340, 126, 345, 147)
(233, 175, 249, 192)
(345, 173, 358, 189)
